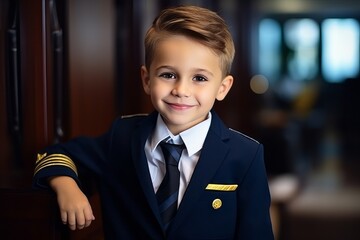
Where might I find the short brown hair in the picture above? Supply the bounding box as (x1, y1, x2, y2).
(144, 5, 235, 76)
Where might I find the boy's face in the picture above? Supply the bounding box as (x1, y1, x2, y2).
(141, 35, 233, 135)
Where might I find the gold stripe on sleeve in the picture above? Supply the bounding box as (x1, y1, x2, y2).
(34, 153, 78, 176)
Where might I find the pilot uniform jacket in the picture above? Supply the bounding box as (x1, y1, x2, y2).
(33, 110, 274, 240)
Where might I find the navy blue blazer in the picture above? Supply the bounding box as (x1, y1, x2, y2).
(33, 111, 274, 240)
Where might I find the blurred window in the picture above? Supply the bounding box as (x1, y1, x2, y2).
(322, 19, 359, 83)
(259, 19, 282, 83)
(284, 19, 319, 81)
(258, 17, 359, 83)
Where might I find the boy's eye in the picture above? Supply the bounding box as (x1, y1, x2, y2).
(159, 72, 176, 79)
(193, 75, 208, 82)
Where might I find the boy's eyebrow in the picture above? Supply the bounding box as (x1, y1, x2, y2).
(156, 65, 215, 77)
(155, 65, 174, 71)
(194, 68, 214, 77)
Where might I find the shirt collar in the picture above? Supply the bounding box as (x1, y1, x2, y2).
(150, 112, 212, 157)
(150, 115, 170, 152)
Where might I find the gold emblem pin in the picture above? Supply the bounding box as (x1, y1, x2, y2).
(212, 198, 222, 210)
(36, 153, 47, 163)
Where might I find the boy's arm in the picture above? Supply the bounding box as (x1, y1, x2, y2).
(32, 119, 120, 230)
(32, 135, 108, 230)
(32, 134, 109, 230)
(236, 144, 274, 239)
(49, 176, 95, 230)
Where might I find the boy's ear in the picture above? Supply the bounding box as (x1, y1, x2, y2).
(216, 75, 233, 101)
(141, 65, 151, 95)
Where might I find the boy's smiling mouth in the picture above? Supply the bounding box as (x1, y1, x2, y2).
(165, 102, 194, 110)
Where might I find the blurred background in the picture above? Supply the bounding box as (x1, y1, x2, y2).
(1, 0, 359, 239)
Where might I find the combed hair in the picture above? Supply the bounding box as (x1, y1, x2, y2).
(144, 5, 235, 76)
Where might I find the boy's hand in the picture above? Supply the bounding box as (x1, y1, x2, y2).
(49, 176, 95, 230)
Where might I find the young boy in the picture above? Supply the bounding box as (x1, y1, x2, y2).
(33, 5, 274, 239)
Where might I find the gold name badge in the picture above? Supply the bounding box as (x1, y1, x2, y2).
(205, 184, 238, 191)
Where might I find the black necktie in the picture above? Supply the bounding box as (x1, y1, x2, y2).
(156, 141, 185, 229)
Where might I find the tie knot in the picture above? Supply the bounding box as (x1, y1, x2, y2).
(160, 141, 185, 166)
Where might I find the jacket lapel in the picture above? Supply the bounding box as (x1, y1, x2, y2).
(130, 112, 164, 226)
(168, 111, 230, 233)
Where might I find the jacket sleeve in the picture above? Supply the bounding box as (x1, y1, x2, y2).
(235, 144, 274, 240)
(32, 119, 118, 190)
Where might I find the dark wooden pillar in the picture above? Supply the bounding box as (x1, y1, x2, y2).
(0, 0, 117, 239)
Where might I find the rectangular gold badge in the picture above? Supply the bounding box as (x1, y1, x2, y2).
(205, 184, 238, 191)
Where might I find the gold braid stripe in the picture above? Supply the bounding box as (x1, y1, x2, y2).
(35, 156, 77, 172)
(34, 154, 78, 176)
(36, 155, 76, 169)
(37, 153, 72, 163)
(205, 184, 238, 191)
(35, 155, 77, 174)
(34, 158, 77, 176)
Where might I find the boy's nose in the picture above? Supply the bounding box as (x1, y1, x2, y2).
(172, 80, 190, 97)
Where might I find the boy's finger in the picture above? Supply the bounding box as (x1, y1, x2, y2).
(67, 212, 77, 230)
(60, 211, 67, 225)
(75, 210, 86, 230)
(84, 206, 95, 228)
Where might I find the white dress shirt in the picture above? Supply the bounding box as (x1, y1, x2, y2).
(144, 112, 212, 206)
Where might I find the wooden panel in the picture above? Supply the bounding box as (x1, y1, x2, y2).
(67, 0, 117, 137)
(0, 0, 54, 188)
(18, 0, 55, 184)
(0, 189, 62, 240)
(0, 0, 14, 187)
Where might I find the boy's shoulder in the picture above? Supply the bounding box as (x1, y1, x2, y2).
(114, 113, 150, 127)
(211, 110, 260, 145)
(108, 113, 152, 137)
(110, 113, 150, 129)
(227, 128, 260, 145)
(120, 113, 149, 119)
(115, 113, 149, 123)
